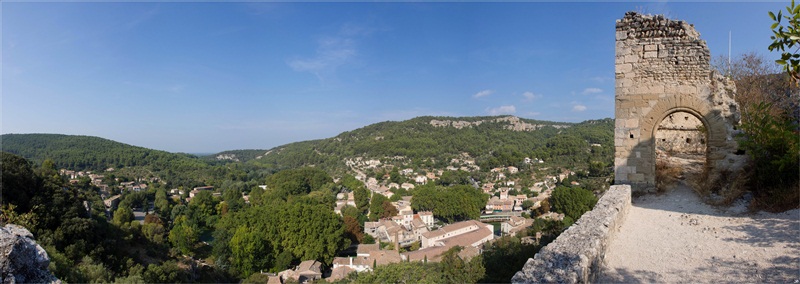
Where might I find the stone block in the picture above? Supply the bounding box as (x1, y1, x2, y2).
(624, 118, 639, 128)
(616, 63, 633, 74)
(628, 173, 645, 182)
(644, 51, 657, 58)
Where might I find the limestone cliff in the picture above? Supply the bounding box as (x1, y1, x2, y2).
(0, 224, 61, 284)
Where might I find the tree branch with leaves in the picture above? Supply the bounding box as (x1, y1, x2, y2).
(769, 0, 800, 82)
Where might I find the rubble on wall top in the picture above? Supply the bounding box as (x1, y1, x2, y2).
(617, 11, 701, 40)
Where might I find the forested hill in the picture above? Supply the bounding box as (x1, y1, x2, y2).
(2, 115, 614, 182)
(1, 133, 202, 171)
(243, 116, 614, 175)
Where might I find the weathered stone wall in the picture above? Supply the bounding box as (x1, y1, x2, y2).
(512, 185, 631, 284)
(614, 12, 743, 192)
(655, 111, 706, 154)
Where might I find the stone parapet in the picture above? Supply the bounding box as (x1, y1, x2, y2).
(512, 185, 631, 284)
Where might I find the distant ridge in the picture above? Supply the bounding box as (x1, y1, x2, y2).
(2, 115, 614, 178)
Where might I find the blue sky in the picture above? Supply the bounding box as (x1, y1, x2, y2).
(1, 1, 788, 153)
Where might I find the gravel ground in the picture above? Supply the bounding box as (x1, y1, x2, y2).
(599, 183, 800, 283)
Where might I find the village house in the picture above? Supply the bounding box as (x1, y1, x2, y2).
(278, 260, 323, 283)
(482, 182, 495, 194)
(419, 220, 494, 249)
(402, 244, 481, 263)
(501, 216, 533, 236)
(507, 166, 519, 174)
(417, 211, 434, 228)
(514, 195, 527, 211)
(499, 189, 510, 200)
(414, 175, 428, 184)
(364, 220, 417, 247)
(425, 172, 436, 180)
(333, 192, 357, 215)
(365, 159, 381, 168)
(485, 197, 515, 212)
(400, 183, 415, 190)
(330, 244, 402, 280)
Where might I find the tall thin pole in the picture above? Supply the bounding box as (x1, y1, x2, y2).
(728, 30, 732, 76)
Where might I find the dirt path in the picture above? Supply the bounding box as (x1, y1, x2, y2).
(599, 183, 800, 283)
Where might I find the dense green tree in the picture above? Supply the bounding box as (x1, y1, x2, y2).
(266, 167, 333, 198)
(412, 184, 488, 223)
(440, 246, 485, 284)
(168, 216, 199, 255)
(112, 206, 134, 225)
(153, 189, 171, 218)
(0, 152, 39, 213)
(549, 186, 598, 223)
(230, 226, 271, 277)
(437, 170, 472, 186)
(142, 261, 188, 283)
(480, 236, 537, 283)
(222, 188, 245, 214)
(368, 194, 390, 221)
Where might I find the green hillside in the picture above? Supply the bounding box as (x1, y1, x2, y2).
(2, 116, 614, 187)
(247, 116, 614, 175)
(0, 134, 236, 188)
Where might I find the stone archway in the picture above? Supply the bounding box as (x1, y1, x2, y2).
(654, 110, 708, 190)
(613, 12, 743, 193)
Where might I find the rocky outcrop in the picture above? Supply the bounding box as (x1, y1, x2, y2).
(0, 224, 61, 284)
(512, 185, 631, 284)
(430, 116, 570, 131)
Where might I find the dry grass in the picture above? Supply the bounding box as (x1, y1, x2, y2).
(656, 153, 749, 206)
(655, 159, 682, 193)
(749, 181, 800, 213)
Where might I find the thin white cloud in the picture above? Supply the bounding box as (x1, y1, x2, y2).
(124, 5, 160, 30)
(288, 37, 356, 77)
(487, 105, 516, 115)
(473, 89, 494, 98)
(572, 105, 587, 112)
(581, 88, 603, 95)
(590, 76, 610, 83)
(522, 91, 542, 102)
(168, 84, 185, 93)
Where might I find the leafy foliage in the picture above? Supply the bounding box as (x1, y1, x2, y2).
(411, 184, 488, 223)
(480, 236, 538, 283)
(549, 186, 598, 223)
(769, 0, 800, 81)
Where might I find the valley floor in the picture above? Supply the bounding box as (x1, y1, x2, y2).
(599, 183, 800, 283)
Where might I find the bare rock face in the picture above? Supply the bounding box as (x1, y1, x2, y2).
(0, 224, 61, 284)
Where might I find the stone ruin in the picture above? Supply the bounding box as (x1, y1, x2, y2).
(614, 12, 745, 193)
(513, 13, 749, 284)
